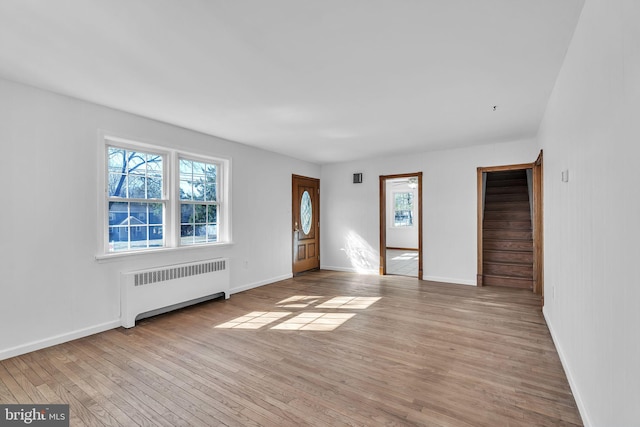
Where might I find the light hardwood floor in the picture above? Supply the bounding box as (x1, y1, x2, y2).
(0, 271, 582, 426)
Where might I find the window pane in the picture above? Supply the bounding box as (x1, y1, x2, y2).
(109, 226, 127, 242)
(193, 179, 205, 201)
(149, 226, 163, 247)
(108, 173, 127, 197)
(180, 159, 192, 174)
(205, 182, 216, 202)
(108, 202, 128, 225)
(130, 226, 148, 245)
(180, 180, 192, 200)
(194, 204, 206, 223)
(181, 225, 194, 245)
(128, 175, 145, 198)
(149, 203, 163, 224)
(207, 205, 217, 223)
(193, 161, 206, 175)
(108, 148, 126, 172)
(130, 202, 148, 223)
(147, 177, 162, 199)
(207, 225, 218, 242)
(146, 154, 162, 175)
(181, 204, 193, 223)
(180, 158, 218, 203)
(127, 152, 146, 174)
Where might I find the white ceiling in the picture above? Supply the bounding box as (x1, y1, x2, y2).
(0, 0, 584, 164)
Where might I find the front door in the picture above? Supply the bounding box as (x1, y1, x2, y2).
(292, 175, 320, 274)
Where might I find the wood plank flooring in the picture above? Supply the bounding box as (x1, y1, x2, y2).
(0, 270, 582, 426)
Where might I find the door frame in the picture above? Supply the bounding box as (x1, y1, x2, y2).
(379, 172, 423, 280)
(292, 174, 320, 275)
(476, 150, 544, 299)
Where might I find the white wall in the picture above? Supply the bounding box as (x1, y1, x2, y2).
(0, 78, 320, 360)
(538, 0, 640, 425)
(386, 180, 418, 249)
(320, 138, 539, 283)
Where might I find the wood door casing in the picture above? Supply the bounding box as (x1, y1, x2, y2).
(293, 175, 320, 274)
(379, 172, 423, 280)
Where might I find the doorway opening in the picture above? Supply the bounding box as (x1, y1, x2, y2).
(379, 173, 423, 279)
(477, 151, 544, 301)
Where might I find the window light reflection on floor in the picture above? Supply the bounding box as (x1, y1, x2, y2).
(270, 313, 355, 331)
(276, 295, 324, 308)
(316, 296, 381, 309)
(215, 295, 380, 331)
(214, 311, 290, 329)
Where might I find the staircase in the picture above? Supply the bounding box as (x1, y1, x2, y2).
(482, 170, 533, 289)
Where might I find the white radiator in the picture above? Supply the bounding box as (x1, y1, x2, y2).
(121, 258, 230, 328)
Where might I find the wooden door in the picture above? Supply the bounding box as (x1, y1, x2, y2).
(292, 175, 320, 274)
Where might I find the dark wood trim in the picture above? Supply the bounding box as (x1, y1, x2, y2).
(533, 150, 544, 303)
(417, 173, 423, 280)
(477, 168, 484, 286)
(379, 176, 386, 276)
(380, 172, 423, 280)
(477, 162, 534, 173)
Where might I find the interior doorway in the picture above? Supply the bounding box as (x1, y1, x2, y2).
(379, 173, 423, 279)
(477, 151, 544, 300)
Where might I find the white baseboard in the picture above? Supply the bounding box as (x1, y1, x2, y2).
(230, 273, 293, 295)
(422, 275, 476, 286)
(320, 265, 378, 275)
(320, 267, 476, 286)
(0, 320, 121, 361)
(543, 307, 591, 427)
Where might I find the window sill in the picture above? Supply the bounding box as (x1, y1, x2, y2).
(95, 241, 234, 263)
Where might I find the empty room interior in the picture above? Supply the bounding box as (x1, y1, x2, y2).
(0, 1, 638, 426)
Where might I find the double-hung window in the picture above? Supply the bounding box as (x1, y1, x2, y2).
(179, 158, 219, 245)
(107, 146, 165, 252)
(102, 136, 229, 255)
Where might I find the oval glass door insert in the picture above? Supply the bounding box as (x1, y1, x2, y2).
(300, 190, 312, 234)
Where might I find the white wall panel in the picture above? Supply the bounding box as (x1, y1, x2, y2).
(538, 0, 640, 425)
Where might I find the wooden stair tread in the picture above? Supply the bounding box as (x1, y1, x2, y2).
(484, 260, 533, 267)
(483, 251, 533, 265)
(482, 276, 533, 289)
(486, 179, 527, 187)
(483, 220, 532, 229)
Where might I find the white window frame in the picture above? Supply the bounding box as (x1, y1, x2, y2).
(96, 133, 231, 259)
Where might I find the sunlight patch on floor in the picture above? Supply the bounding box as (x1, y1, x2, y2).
(215, 295, 380, 331)
(316, 296, 381, 309)
(270, 313, 355, 331)
(214, 311, 290, 329)
(276, 295, 324, 308)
